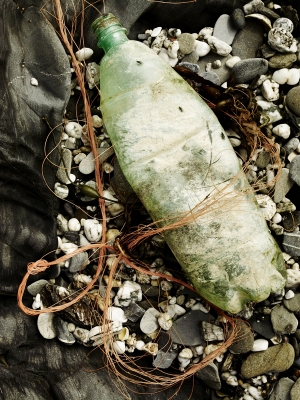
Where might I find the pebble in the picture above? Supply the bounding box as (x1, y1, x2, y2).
(200, 321, 224, 341)
(68, 218, 81, 232)
(177, 33, 195, 54)
(151, 26, 162, 37)
(30, 77, 38, 86)
(53, 316, 75, 345)
(153, 350, 178, 369)
(241, 343, 295, 378)
(289, 156, 300, 186)
(261, 79, 279, 101)
(83, 219, 102, 242)
(197, 53, 232, 84)
(284, 138, 300, 155)
(273, 168, 294, 203)
(75, 47, 93, 61)
(232, 58, 268, 84)
(291, 378, 300, 400)
(283, 293, 300, 312)
(56, 148, 74, 184)
(213, 14, 238, 45)
(37, 313, 56, 339)
(169, 310, 209, 346)
(255, 151, 270, 168)
(232, 20, 264, 59)
(178, 62, 199, 73)
(65, 121, 83, 139)
(228, 320, 254, 354)
(268, 27, 297, 53)
(231, 8, 245, 30)
(194, 40, 210, 57)
(106, 306, 127, 323)
(60, 242, 78, 254)
(79, 146, 114, 174)
(272, 68, 290, 84)
(225, 55, 241, 68)
(269, 377, 295, 400)
(252, 338, 269, 352)
(63, 231, 79, 243)
(286, 86, 300, 117)
(69, 251, 89, 273)
(249, 314, 275, 340)
(54, 182, 69, 199)
(140, 307, 160, 335)
(73, 327, 90, 343)
(198, 71, 220, 85)
(195, 363, 221, 390)
(271, 304, 298, 335)
(273, 17, 294, 33)
(207, 36, 232, 56)
(268, 53, 297, 69)
(27, 279, 48, 296)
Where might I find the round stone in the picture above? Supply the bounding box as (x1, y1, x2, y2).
(231, 8, 245, 30)
(286, 86, 300, 116)
(177, 33, 195, 54)
(268, 53, 297, 69)
(232, 58, 268, 84)
(289, 155, 300, 186)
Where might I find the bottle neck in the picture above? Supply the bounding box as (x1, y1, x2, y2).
(92, 14, 128, 53)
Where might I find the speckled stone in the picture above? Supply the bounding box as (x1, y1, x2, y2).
(241, 343, 295, 379)
(69, 251, 89, 273)
(271, 304, 298, 335)
(27, 279, 49, 296)
(232, 20, 264, 59)
(284, 138, 300, 155)
(287, 86, 300, 117)
(291, 377, 300, 400)
(268, 53, 297, 69)
(232, 58, 268, 83)
(181, 51, 199, 64)
(284, 293, 300, 312)
(177, 33, 195, 54)
(270, 377, 294, 400)
(231, 8, 245, 30)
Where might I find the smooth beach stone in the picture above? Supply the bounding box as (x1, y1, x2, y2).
(249, 314, 275, 339)
(284, 138, 300, 155)
(228, 320, 254, 354)
(68, 251, 89, 273)
(282, 211, 300, 231)
(153, 350, 178, 369)
(287, 86, 300, 117)
(53, 316, 75, 345)
(232, 58, 268, 83)
(268, 53, 297, 69)
(232, 20, 264, 59)
(181, 50, 199, 64)
(79, 146, 114, 174)
(56, 148, 73, 184)
(195, 363, 221, 390)
(207, 36, 232, 56)
(213, 14, 238, 45)
(241, 343, 295, 378)
(270, 377, 295, 400)
(27, 279, 49, 296)
(290, 155, 300, 186)
(284, 293, 300, 312)
(271, 304, 298, 335)
(37, 312, 56, 339)
(291, 378, 300, 400)
(140, 307, 160, 334)
(177, 33, 195, 54)
(231, 8, 245, 30)
(198, 71, 220, 85)
(255, 151, 270, 168)
(273, 168, 294, 203)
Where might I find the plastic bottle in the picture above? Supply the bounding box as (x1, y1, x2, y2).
(92, 14, 286, 314)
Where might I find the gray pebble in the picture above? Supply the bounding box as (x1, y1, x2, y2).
(290, 155, 300, 186)
(283, 231, 300, 257)
(231, 8, 246, 30)
(243, 0, 279, 19)
(268, 53, 297, 69)
(123, 302, 145, 322)
(260, 44, 276, 59)
(283, 138, 300, 155)
(273, 168, 294, 203)
(256, 151, 270, 168)
(232, 20, 264, 59)
(140, 307, 160, 334)
(153, 350, 178, 369)
(228, 320, 254, 354)
(178, 62, 199, 73)
(291, 378, 300, 400)
(69, 251, 89, 273)
(198, 71, 220, 85)
(177, 33, 195, 55)
(56, 148, 73, 184)
(79, 146, 114, 175)
(274, 17, 294, 33)
(197, 53, 232, 84)
(232, 58, 268, 83)
(249, 314, 275, 339)
(53, 316, 75, 345)
(181, 51, 199, 64)
(195, 363, 221, 390)
(269, 377, 295, 400)
(213, 14, 238, 45)
(27, 279, 48, 296)
(271, 304, 298, 335)
(284, 293, 300, 312)
(287, 86, 300, 117)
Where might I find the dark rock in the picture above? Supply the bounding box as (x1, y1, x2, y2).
(268, 53, 297, 69)
(271, 304, 298, 335)
(248, 313, 275, 339)
(273, 168, 294, 204)
(123, 302, 145, 322)
(158, 331, 172, 352)
(53, 316, 75, 345)
(291, 336, 300, 358)
(260, 43, 277, 58)
(178, 62, 199, 74)
(283, 231, 300, 257)
(282, 211, 300, 231)
(232, 58, 268, 83)
(228, 320, 254, 354)
(284, 293, 300, 312)
(197, 53, 232, 84)
(231, 8, 246, 30)
(287, 87, 300, 117)
(269, 377, 295, 400)
(290, 155, 300, 186)
(241, 343, 295, 379)
(195, 363, 221, 390)
(232, 20, 264, 59)
(64, 231, 79, 243)
(140, 285, 160, 298)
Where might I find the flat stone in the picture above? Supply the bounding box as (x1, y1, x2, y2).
(197, 53, 232, 84)
(283, 231, 300, 257)
(290, 155, 300, 186)
(268, 53, 297, 69)
(177, 33, 195, 54)
(232, 58, 268, 83)
(256, 151, 270, 168)
(249, 314, 275, 339)
(178, 62, 199, 73)
(123, 302, 145, 322)
(198, 71, 220, 85)
(152, 350, 178, 369)
(271, 304, 298, 335)
(232, 20, 264, 59)
(287, 87, 300, 117)
(37, 312, 56, 339)
(140, 307, 160, 334)
(213, 14, 238, 45)
(273, 168, 294, 203)
(158, 331, 172, 352)
(231, 8, 246, 30)
(228, 320, 254, 354)
(53, 316, 75, 345)
(27, 279, 49, 296)
(69, 251, 89, 273)
(291, 377, 300, 400)
(284, 293, 300, 312)
(241, 343, 295, 379)
(195, 363, 221, 390)
(270, 377, 295, 400)
(140, 285, 159, 298)
(169, 310, 211, 346)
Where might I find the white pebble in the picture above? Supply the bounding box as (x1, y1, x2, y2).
(272, 123, 290, 139)
(207, 36, 232, 56)
(198, 27, 213, 40)
(194, 40, 210, 57)
(248, 386, 264, 400)
(102, 189, 118, 205)
(32, 293, 42, 310)
(37, 313, 56, 339)
(286, 268, 300, 288)
(226, 375, 238, 386)
(252, 338, 269, 352)
(112, 340, 126, 354)
(83, 219, 102, 242)
(268, 27, 297, 53)
(135, 340, 145, 351)
(261, 79, 279, 101)
(73, 327, 90, 343)
(60, 242, 78, 254)
(272, 68, 289, 85)
(75, 47, 93, 61)
(272, 213, 282, 224)
(151, 27, 162, 37)
(107, 203, 125, 217)
(168, 28, 181, 38)
(57, 213, 69, 232)
(117, 281, 142, 302)
(157, 313, 173, 330)
(285, 289, 295, 299)
(168, 40, 179, 59)
(73, 153, 86, 164)
(54, 182, 69, 199)
(106, 306, 127, 323)
(92, 115, 103, 128)
(30, 77, 38, 86)
(226, 56, 241, 68)
(68, 218, 81, 232)
(274, 17, 294, 33)
(67, 323, 76, 332)
(65, 121, 83, 139)
(287, 68, 300, 85)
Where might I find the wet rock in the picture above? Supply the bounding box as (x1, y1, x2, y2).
(271, 304, 298, 335)
(228, 320, 254, 354)
(213, 14, 238, 45)
(232, 19, 264, 59)
(268, 53, 297, 69)
(284, 293, 300, 312)
(273, 168, 294, 203)
(270, 377, 295, 400)
(195, 363, 221, 390)
(241, 343, 295, 378)
(283, 232, 300, 257)
(232, 58, 268, 83)
(291, 377, 300, 400)
(231, 8, 245, 30)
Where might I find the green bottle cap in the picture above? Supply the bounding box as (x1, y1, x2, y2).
(92, 13, 127, 52)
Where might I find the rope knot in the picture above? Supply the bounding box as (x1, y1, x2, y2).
(27, 259, 49, 275)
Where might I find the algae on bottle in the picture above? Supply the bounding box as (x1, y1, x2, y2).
(92, 13, 286, 314)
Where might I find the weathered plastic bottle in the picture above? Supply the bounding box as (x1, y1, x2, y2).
(92, 14, 286, 314)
